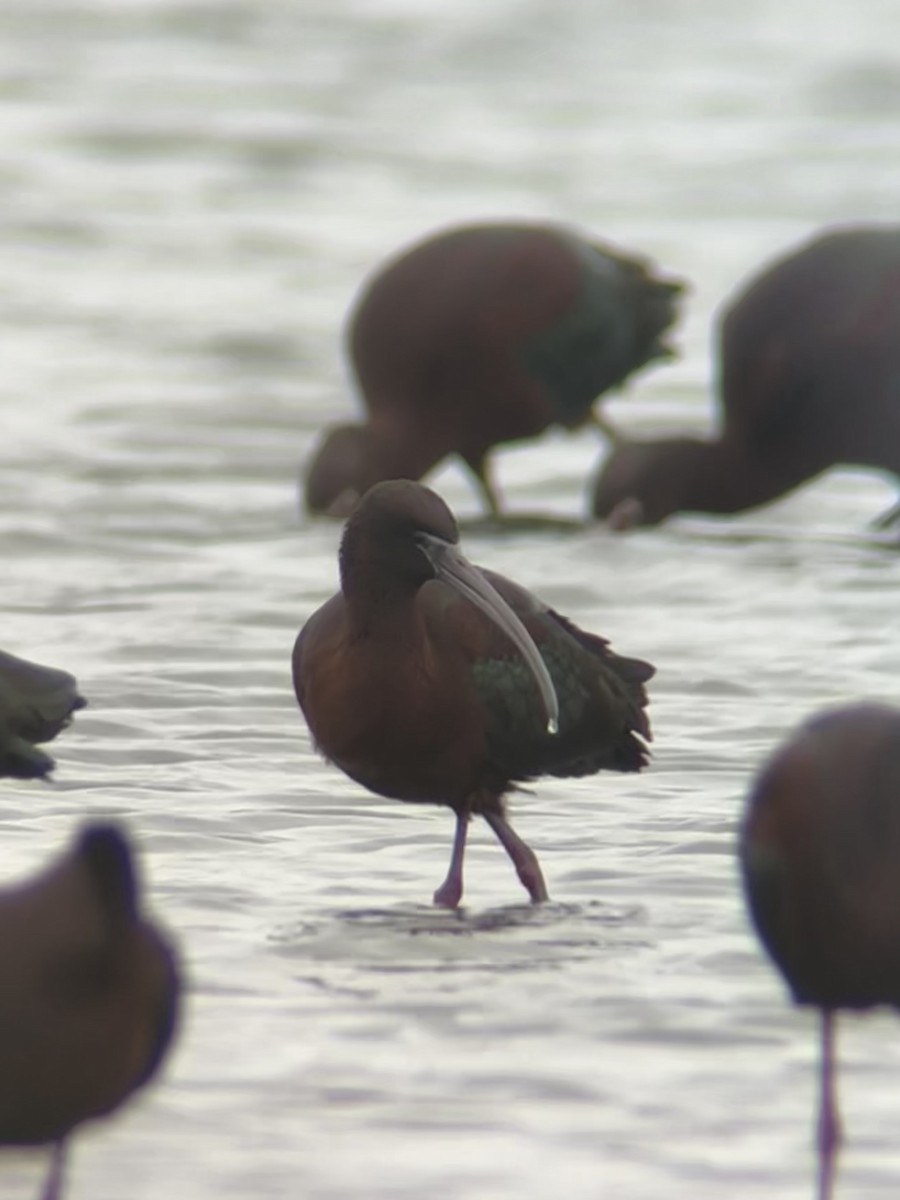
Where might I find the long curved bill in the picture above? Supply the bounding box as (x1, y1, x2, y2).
(416, 534, 559, 735)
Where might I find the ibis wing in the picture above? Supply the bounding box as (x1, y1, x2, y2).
(425, 566, 654, 784)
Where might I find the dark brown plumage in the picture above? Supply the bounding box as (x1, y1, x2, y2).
(740, 704, 900, 1200)
(592, 225, 900, 530)
(293, 479, 653, 906)
(0, 650, 86, 779)
(305, 221, 684, 517)
(0, 823, 180, 1200)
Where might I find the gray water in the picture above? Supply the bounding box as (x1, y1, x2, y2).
(3, 1, 900, 1197)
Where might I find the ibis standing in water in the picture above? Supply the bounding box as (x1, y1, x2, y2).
(0, 823, 180, 1200)
(739, 704, 900, 1200)
(304, 221, 684, 517)
(592, 225, 900, 530)
(293, 479, 654, 906)
(0, 650, 86, 779)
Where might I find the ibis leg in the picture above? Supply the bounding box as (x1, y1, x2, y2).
(817, 1010, 842, 1200)
(483, 810, 549, 903)
(41, 1142, 66, 1200)
(433, 809, 469, 908)
(464, 454, 502, 519)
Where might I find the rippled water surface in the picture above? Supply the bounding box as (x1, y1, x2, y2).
(4, 1, 900, 1197)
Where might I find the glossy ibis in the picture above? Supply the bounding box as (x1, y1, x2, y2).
(293, 479, 654, 906)
(305, 221, 684, 517)
(0, 650, 86, 779)
(739, 703, 900, 1200)
(0, 822, 180, 1200)
(592, 225, 900, 529)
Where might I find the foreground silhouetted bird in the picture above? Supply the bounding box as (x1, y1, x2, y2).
(305, 221, 684, 517)
(592, 224, 900, 529)
(293, 480, 654, 906)
(0, 650, 86, 779)
(740, 704, 900, 1200)
(0, 823, 180, 1200)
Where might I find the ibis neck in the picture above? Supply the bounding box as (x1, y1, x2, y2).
(669, 436, 823, 516)
(338, 525, 427, 641)
(366, 414, 452, 485)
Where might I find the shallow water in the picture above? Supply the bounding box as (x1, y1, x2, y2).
(3, 0, 900, 1197)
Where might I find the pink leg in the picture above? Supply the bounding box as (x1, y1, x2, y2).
(42, 1142, 65, 1200)
(817, 1011, 842, 1200)
(483, 811, 549, 903)
(433, 809, 469, 908)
